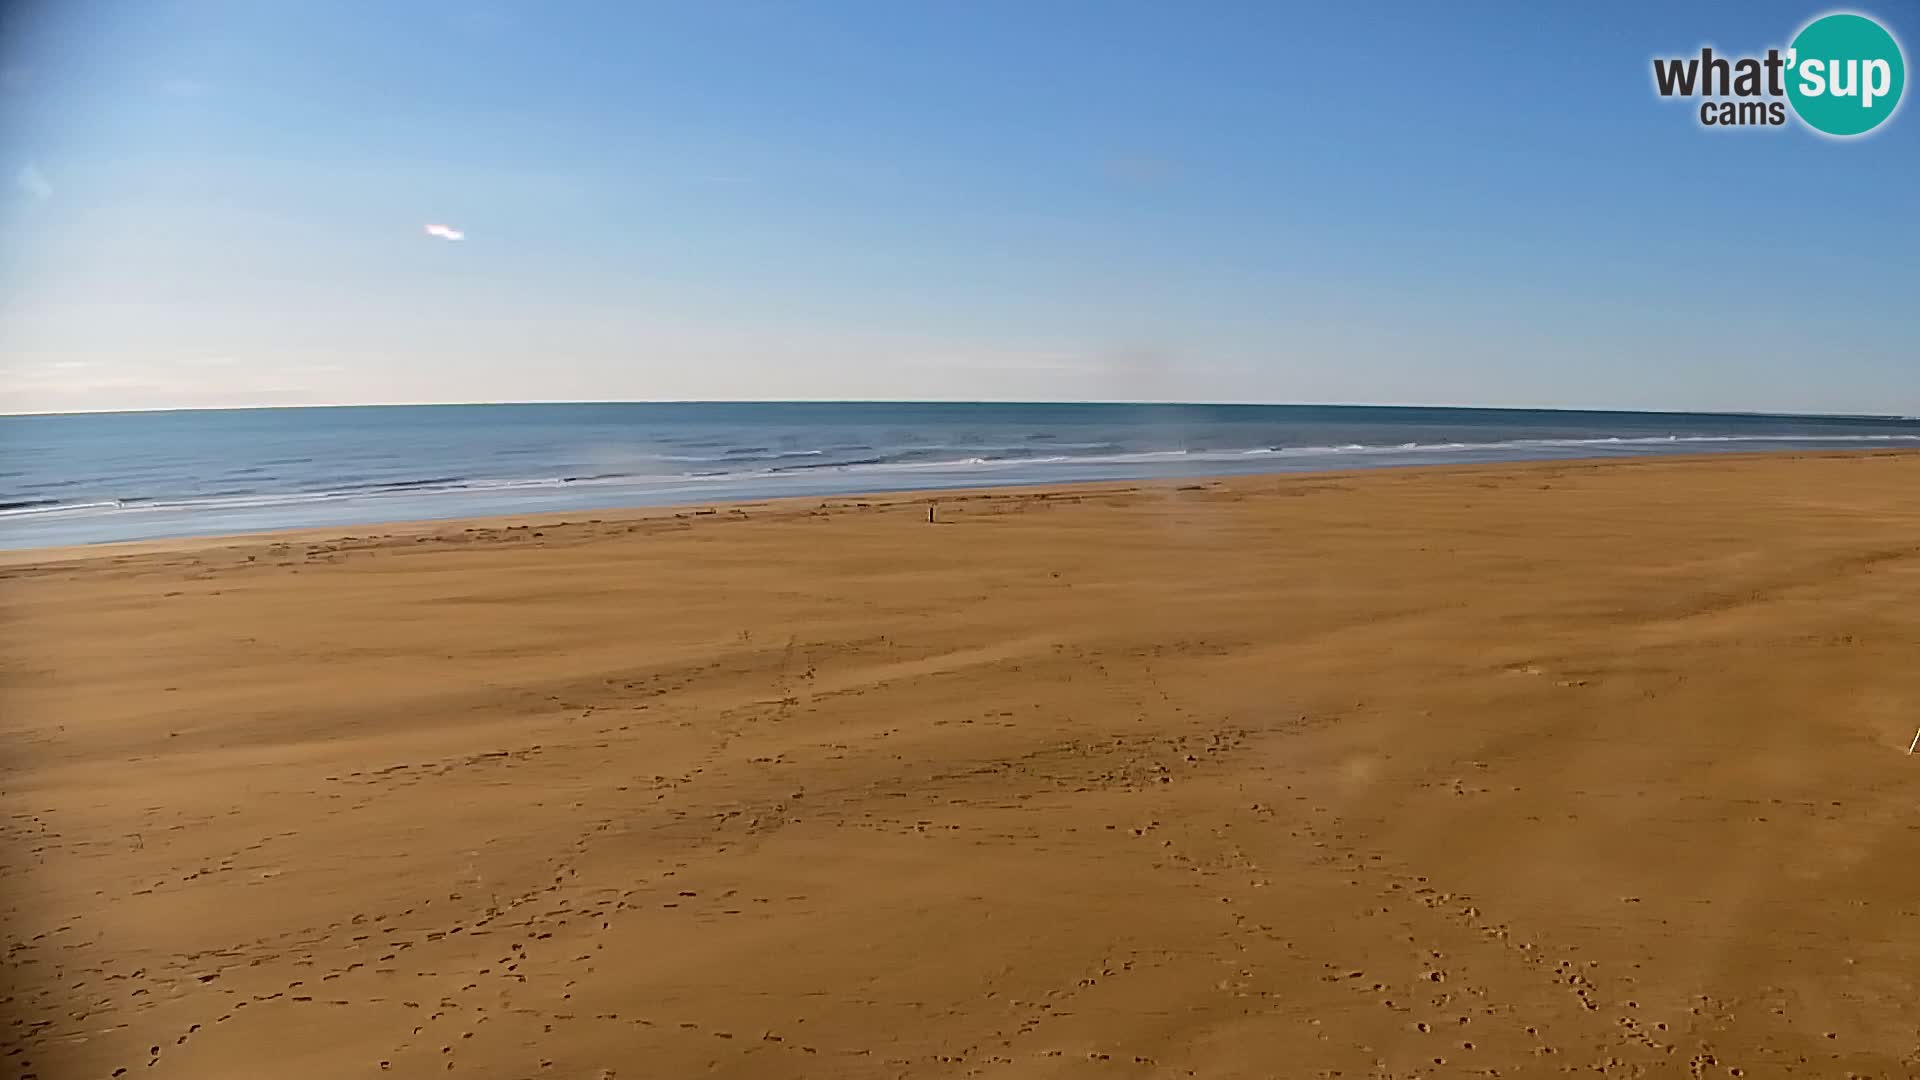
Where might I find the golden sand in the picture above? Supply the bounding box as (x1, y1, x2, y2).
(4, 451, 1919, 1078)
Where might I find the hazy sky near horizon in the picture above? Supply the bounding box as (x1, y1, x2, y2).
(1, 0, 1915, 416)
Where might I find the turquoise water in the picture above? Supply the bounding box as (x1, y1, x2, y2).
(3, 402, 1917, 548)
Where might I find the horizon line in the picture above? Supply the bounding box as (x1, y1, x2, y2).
(0, 397, 1913, 423)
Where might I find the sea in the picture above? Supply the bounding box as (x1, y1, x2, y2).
(3, 402, 1918, 549)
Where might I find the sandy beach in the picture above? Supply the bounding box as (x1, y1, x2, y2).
(4, 450, 1919, 1080)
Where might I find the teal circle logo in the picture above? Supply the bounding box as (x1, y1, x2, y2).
(1786, 13, 1906, 136)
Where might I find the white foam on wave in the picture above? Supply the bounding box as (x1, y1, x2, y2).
(0, 499, 126, 518)
(6, 432, 1919, 525)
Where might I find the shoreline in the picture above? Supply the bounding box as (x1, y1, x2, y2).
(4, 445, 1915, 566)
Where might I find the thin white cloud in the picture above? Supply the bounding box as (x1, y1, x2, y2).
(16, 161, 51, 201)
(423, 223, 465, 241)
(0, 356, 350, 412)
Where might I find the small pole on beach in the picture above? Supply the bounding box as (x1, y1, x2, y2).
(928, 502, 936, 524)
(1909, 727, 1920, 755)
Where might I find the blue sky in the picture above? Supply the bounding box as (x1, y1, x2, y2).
(1, 0, 1914, 414)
